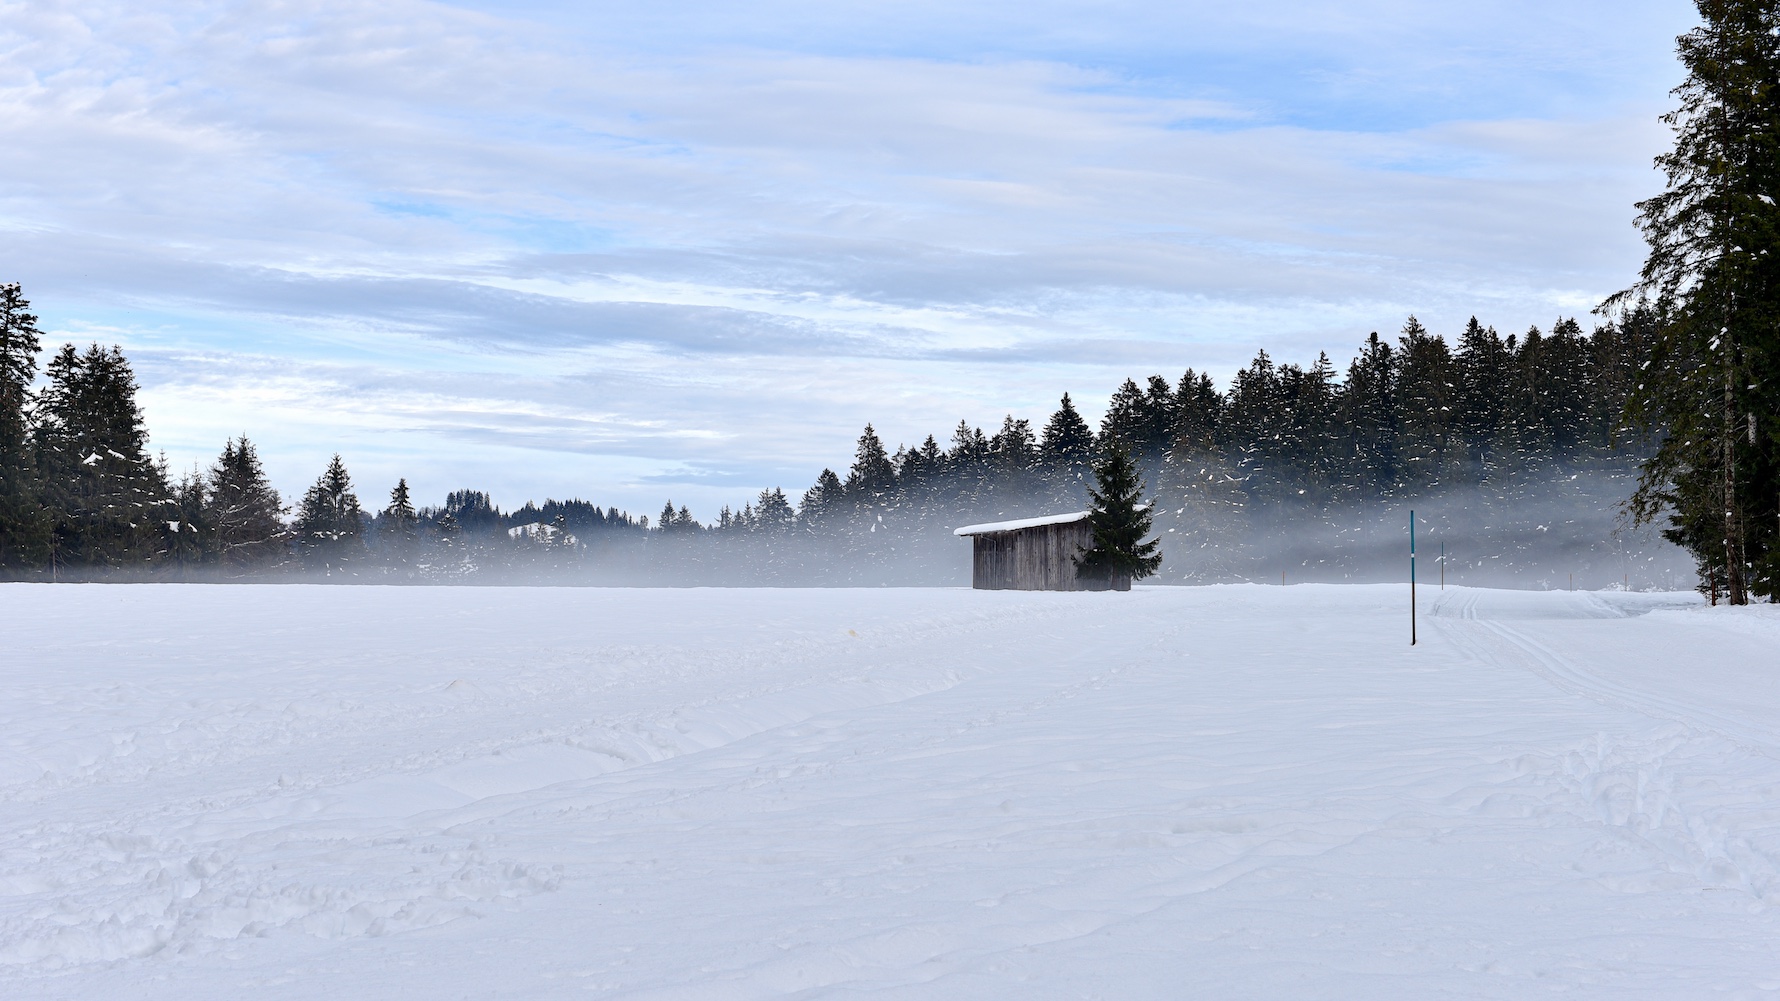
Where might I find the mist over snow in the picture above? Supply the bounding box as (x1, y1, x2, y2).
(0, 0, 1696, 515)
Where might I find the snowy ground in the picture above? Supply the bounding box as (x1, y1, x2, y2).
(4, 583, 1780, 998)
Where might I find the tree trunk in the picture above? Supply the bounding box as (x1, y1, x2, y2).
(1724, 332, 1748, 604)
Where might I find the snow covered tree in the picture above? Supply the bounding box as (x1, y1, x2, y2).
(1173, 370, 1223, 451)
(434, 509, 462, 544)
(1076, 444, 1162, 590)
(1098, 376, 1180, 469)
(296, 454, 364, 573)
(1039, 393, 1095, 490)
(163, 463, 211, 574)
(944, 421, 990, 508)
(754, 487, 795, 532)
(0, 283, 46, 568)
(1608, 0, 1780, 602)
(445, 489, 500, 536)
(205, 436, 285, 572)
(800, 468, 845, 530)
(1339, 332, 1398, 497)
(1393, 316, 1462, 492)
(895, 435, 945, 505)
(1455, 317, 1514, 484)
(33, 343, 169, 571)
(845, 424, 896, 505)
(989, 415, 1037, 496)
(379, 478, 419, 565)
(656, 500, 699, 533)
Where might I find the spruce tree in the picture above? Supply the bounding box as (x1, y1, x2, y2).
(1223, 349, 1283, 508)
(799, 468, 845, 530)
(380, 478, 419, 566)
(1039, 393, 1095, 490)
(845, 424, 896, 504)
(944, 421, 990, 508)
(755, 487, 795, 532)
(1607, 0, 1780, 602)
(205, 436, 285, 573)
(1076, 444, 1162, 590)
(988, 415, 1037, 496)
(1393, 316, 1461, 492)
(1286, 353, 1342, 509)
(0, 283, 45, 568)
(296, 454, 364, 573)
(1173, 370, 1223, 451)
(33, 343, 168, 571)
(164, 464, 211, 574)
(1455, 317, 1513, 483)
(1340, 332, 1398, 497)
(1098, 379, 1153, 458)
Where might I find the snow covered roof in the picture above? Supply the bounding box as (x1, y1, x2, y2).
(953, 511, 1089, 537)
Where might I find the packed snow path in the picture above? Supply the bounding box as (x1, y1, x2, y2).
(3, 583, 1780, 998)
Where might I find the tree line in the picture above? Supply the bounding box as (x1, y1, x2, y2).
(0, 279, 1682, 587)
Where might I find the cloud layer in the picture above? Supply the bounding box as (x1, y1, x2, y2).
(0, 0, 1696, 514)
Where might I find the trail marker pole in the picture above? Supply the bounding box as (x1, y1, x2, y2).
(1410, 510, 1417, 647)
(1440, 541, 1444, 590)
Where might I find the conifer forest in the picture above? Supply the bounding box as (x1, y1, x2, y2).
(0, 282, 1714, 592)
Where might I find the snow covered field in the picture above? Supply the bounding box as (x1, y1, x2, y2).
(4, 583, 1780, 998)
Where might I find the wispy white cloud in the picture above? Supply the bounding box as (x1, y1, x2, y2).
(0, 0, 1696, 515)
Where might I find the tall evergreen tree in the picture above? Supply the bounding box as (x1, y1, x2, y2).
(1394, 316, 1462, 492)
(296, 454, 364, 573)
(1040, 393, 1096, 490)
(1076, 444, 1162, 590)
(1100, 378, 1168, 463)
(205, 436, 284, 573)
(1455, 317, 1513, 483)
(1286, 353, 1342, 509)
(1223, 349, 1283, 503)
(988, 415, 1037, 495)
(34, 343, 168, 571)
(754, 487, 795, 532)
(0, 283, 45, 568)
(800, 468, 846, 529)
(163, 463, 211, 574)
(1607, 0, 1780, 601)
(1173, 369, 1223, 450)
(380, 477, 419, 565)
(945, 421, 990, 506)
(655, 501, 698, 533)
(845, 424, 897, 505)
(1340, 332, 1398, 496)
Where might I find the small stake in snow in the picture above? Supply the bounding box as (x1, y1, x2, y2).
(1410, 510, 1417, 647)
(1440, 541, 1445, 590)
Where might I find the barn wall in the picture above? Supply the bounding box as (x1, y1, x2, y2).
(971, 521, 1112, 591)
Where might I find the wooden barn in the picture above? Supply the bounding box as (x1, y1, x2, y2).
(953, 511, 1124, 591)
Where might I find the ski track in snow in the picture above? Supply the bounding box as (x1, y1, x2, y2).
(4, 583, 1780, 998)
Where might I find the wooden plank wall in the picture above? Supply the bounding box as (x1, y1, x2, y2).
(971, 521, 1122, 591)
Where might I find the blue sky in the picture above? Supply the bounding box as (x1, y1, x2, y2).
(1, 0, 1697, 518)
